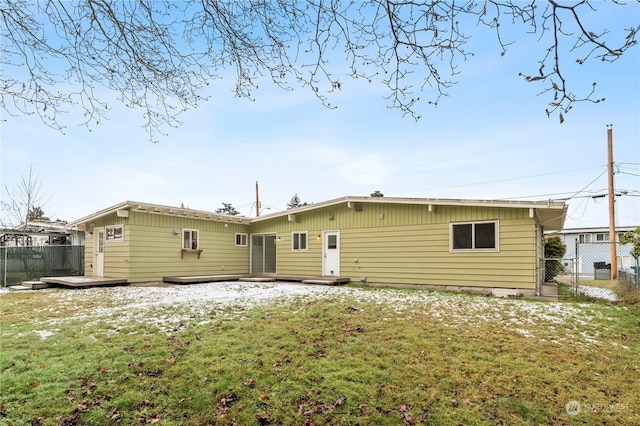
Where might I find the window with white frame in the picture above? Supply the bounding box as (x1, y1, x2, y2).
(595, 233, 609, 242)
(182, 229, 199, 250)
(105, 225, 124, 242)
(235, 233, 248, 247)
(450, 221, 499, 252)
(292, 232, 308, 251)
(578, 234, 591, 243)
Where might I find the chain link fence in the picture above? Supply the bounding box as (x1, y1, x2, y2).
(0, 245, 84, 287)
(547, 241, 638, 301)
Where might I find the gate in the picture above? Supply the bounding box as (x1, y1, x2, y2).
(546, 241, 638, 300)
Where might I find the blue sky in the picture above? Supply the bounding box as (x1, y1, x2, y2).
(1, 2, 638, 229)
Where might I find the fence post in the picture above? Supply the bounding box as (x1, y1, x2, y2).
(574, 239, 579, 296)
(3, 247, 7, 288)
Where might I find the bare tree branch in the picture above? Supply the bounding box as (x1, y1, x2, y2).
(1, 0, 638, 140)
(1, 163, 50, 230)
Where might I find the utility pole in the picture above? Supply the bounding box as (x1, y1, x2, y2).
(607, 125, 618, 280)
(255, 181, 260, 217)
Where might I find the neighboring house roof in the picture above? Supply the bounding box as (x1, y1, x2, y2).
(69, 197, 568, 231)
(1, 220, 77, 235)
(253, 196, 568, 231)
(554, 226, 637, 235)
(69, 201, 252, 227)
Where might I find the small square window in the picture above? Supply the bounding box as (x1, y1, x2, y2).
(105, 225, 124, 242)
(235, 233, 248, 247)
(183, 229, 199, 250)
(292, 232, 308, 251)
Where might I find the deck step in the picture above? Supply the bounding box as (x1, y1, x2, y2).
(240, 277, 276, 282)
(22, 280, 49, 290)
(8, 285, 31, 291)
(302, 278, 350, 286)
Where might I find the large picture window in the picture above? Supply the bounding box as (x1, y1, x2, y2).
(292, 232, 308, 252)
(450, 221, 499, 252)
(183, 229, 199, 250)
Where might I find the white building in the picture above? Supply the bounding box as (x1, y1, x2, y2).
(552, 226, 637, 275)
(0, 220, 85, 247)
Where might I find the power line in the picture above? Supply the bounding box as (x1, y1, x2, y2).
(392, 165, 606, 196)
(565, 169, 608, 201)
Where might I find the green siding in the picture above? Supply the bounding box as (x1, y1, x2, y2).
(125, 212, 249, 282)
(83, 212, 250, 282)
(81, 201, 541, 289)
(84, 229, 93, 276)
(252, 202, 537, 289)
(83, 214, 130, 278)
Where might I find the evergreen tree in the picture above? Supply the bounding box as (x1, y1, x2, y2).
(215, 203, 240, 216)
(287, 194, 302, 209)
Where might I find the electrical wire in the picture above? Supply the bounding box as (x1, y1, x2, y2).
(564, 168, 608, 201)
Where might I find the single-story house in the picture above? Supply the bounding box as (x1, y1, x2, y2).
(69, 196, 568, 296)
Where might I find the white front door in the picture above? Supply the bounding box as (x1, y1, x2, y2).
(322, 231, 340, 277)
(94, 227, 105, 276)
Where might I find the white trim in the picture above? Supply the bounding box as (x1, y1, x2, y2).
(322, 230, 340, 276)
(291, 231, 308, 252)
(235, 233, 248, 247)
(105, 225, 124, 243)
(449, 220, 500, 252)
(182, 228, 200, 250)
(94, 227, 105, 276)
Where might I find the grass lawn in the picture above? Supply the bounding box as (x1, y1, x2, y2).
(1, 283, 639, 425)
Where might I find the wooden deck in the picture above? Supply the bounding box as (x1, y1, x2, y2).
(163, 274, 350, 286)
(8, 274, 349, 290)
(163, 274, 253, 284)
(260, 274, 350, 285)
(40, 276, 128, 288)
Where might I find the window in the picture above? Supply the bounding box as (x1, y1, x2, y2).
(105, 225, 124, 242)
(292, 232, 308, 251)
(450, 221, 498, 252)
(578, 234, 591, 243)
(595, 233, 609, 242)
(235, 233, 248, 247)
(182, 229, 199, 250)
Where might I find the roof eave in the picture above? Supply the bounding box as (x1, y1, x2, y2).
(252, 196, 568, 223)
(69, 201, 252, 227)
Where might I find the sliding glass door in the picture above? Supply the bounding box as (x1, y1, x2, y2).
(251, 234, 277, 274)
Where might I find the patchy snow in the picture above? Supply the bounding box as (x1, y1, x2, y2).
(33, 329, 58, 339)
(577, 285, 619, 301)
(0, 281, 618, 348)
